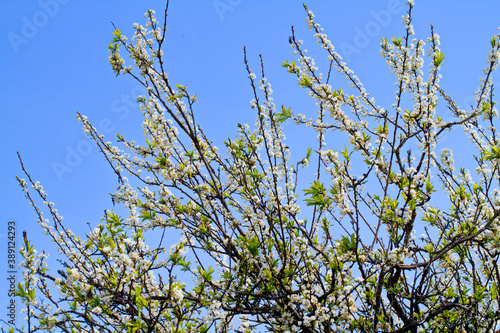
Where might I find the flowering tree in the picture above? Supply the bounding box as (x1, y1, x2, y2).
(9, 1, 500, 332)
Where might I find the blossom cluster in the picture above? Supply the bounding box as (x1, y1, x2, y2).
(12, 1, 500, 332)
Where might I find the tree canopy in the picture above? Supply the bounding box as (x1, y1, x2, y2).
(8, 1, 500, 332)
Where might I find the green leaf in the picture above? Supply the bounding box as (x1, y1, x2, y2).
(111, 29, 122, 43)
(139, 210, 156, 221)
(474, 285, 487, 302)
(338, 233, 356, 254)
(14, 283, 27, 298)
(246, 236, 260, 257)
(305, 147, 312, 160)
(276, 105, 292, 123)
(145, 137, 156, 148)
(340, 146, 351, 161)
(484, 145, 500, 160)
(391, 37, 401, 46)
(184, 150, 196, 160)
(304, 180, 332, 208)
(425, 178, 435, 193)
(199, 266, 214, 282)
(245, 168, 263, 180)
(299, 75, 312, 88)
(433, 52, 445, 66)
(375, 124, 388, 135)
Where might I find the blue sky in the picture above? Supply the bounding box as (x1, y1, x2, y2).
(1, 0, 500, 328)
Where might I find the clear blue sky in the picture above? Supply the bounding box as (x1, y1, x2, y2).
(1, 0, 499, 328)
